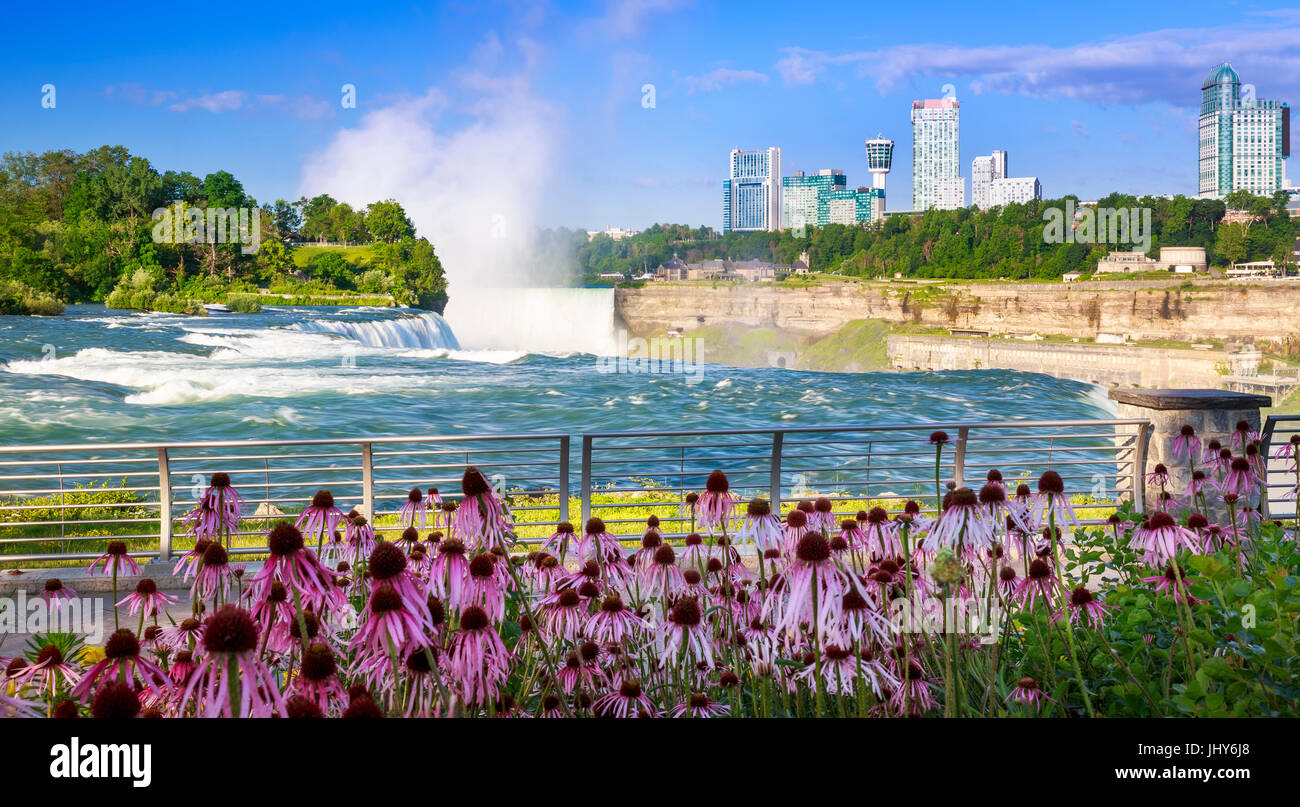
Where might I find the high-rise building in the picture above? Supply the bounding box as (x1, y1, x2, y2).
(1198, 62, 1291, 198)
(782, 169, 846, 229)
(971, 150, 1006, 209)
(865, 136, 893, 217)
(825, 187, 884, 225)
(971, 150, 1040, 208)
(723, 147, 782, 232)
(911, 98, 964, 210)
(988, 176, 1041, 207)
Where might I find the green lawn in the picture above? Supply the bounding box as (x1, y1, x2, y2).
(291, 244, 379, 269)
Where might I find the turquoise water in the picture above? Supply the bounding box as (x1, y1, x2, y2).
(0, 303, 1114, 446)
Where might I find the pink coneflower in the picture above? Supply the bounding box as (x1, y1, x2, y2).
(557, 644, 605, 693)
(696, 470, 739, 531)
(578, 517, 624, 566)
(1025, 471, 1078, 531)
(928, 487, 995, 554)
(1129, 512, 1201, 566)
(399, 487, 426, 528)
(835, 587, 891, 647)
(453, 467, 513, 552)
(586, 594, 648, 643)
(772, 532, 851, 642)
(978, 480, 1029, 538)
(343, 511, 376, 565)
(837, 518, 866, 550)
(1171, 425, 1202, 464)
(465, 552, 514, 621)
(117, 578, 178, 622)
(890, 660, 936, 716)
(15, 644, 81, 696)
(448, 605, 513, 705)
(739, 498, 782, 555)
(641, 543, 685, 594)
(1062, 586, 1116, 629)
(1220, 457, 1259, 498)
(249, 522, 344, 615)
(1142, 564, 1201, 604)
(173, 538, 211, 582)
(1014, 558, 1060, 611)
(660, 597, 715, 668)
(71, 629, 170, 703)
(393, 526, 422, 554)
(1179, 470, 1219, 511)
(680, 532, 708, 568)
(168, 649, 198, 689)
(1233, 419, 1259, 453)
(1, 692, 43, 718)
(350, 583, 432, 658)
(631, 525, 663, 570)
(542, 521, 577, 564)
(669, 691, 728, 718)
(539, 587, 588, 641)
(287, 642, 349, 716)
(87, 540, 140, 578)
(429, 537, 470, 607)
(860, 507, 901, 557)
(1145, 463, 1171, 489)
(159, 617, 205, 654)
(1273, 434, 1300, 470)
(40, 577, 77, 605)
(424, 486, 444, 517)
(997, 565, 1018, 598)
(781, 508, 809, 555)
(1201, 439, 1223, 466)
(366, 542, 432, 624)
(526, 551, 564, 594)
(180, 473, 244, 541)
(191, 542, 235, 605)
(296, 490, 345, 550)
(806, 497, 836, 533)
(592, 678, 655, 718)
(1006, 675, 1054, 711)
(181, 606, 286, 718)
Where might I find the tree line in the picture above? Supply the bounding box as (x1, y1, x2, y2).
(568, 192, 1297, 283)
(0, 145, 446, 313)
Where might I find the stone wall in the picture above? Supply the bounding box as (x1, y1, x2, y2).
(886, 335, 1227, 388)
(615, 279, 1300, 346)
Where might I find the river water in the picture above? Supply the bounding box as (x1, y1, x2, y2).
(0, 291, 1115, 446)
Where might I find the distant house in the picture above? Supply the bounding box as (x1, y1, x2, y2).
(1096, 251, 1159, 273)
(1061, 272, 1082, 282)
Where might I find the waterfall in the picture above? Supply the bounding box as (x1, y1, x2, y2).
(444, 287, 619, 355)
(295, 312, 461, 350)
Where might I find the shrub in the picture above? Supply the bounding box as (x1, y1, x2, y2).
(0, 279, 65, 315)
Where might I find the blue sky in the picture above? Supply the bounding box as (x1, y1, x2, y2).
(5, 0, 1300, 239)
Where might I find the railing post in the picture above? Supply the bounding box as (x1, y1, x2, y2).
(1132, 422, 1151, 513)
(156, 448, 172, 561)
(558, 435, 570, 523)
(1259, 415, 1277, 520)
(769, 432, 784, 511)
(580, 436, 593, 525)
(953, 426, 969, 488)
(361, 442, 374, 521)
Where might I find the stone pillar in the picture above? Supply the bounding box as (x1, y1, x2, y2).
(1108, 388, 1271, 515)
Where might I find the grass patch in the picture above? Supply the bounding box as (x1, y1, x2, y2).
(798, 319, 890, 372)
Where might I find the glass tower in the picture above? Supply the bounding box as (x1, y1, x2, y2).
(1198, 62, 1291, 198)
(911, 98, 964, 210)
(723, 147, 782, 232)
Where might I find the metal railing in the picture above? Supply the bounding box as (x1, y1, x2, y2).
(1260, 415, 1300, 521)
(0, 418, 1151, 566)
(580, 418, 1151, 538)
(0, 434, 568, 565)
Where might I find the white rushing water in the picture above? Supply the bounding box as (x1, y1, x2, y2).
(294, 311, 462, 350)
(444, 287, 619, 356)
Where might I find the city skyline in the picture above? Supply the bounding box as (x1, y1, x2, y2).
(5, 1, 1300, 239)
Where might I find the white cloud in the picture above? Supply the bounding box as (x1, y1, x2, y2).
(774, 22, 1300, 108)
(681, 68, 767, 94)
(168, 90, 247, 113)
(298, 39, 563, 290)
(579, 0, 690, 40)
